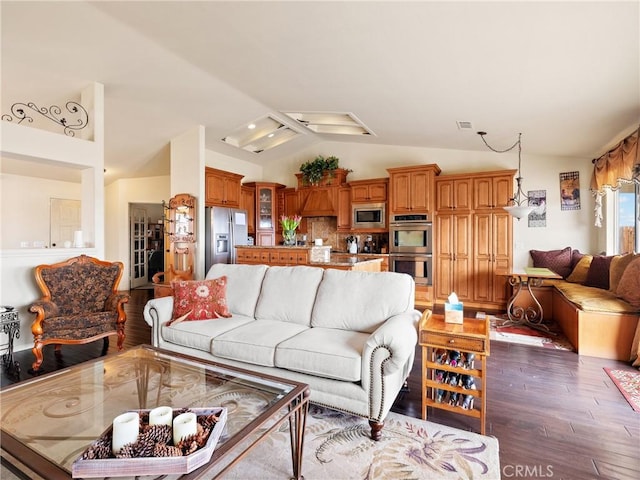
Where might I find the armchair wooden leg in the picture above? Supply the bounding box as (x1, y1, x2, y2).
(117, 329, 126, 350)
(369, 420, 384, 441)
(30, 343, 44, 373)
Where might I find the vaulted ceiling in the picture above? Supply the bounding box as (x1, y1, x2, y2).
(1, 1, 639, 183)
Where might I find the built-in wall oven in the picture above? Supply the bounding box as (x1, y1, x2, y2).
(389, 213, 433, 285)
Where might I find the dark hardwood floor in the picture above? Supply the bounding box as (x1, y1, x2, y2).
(2, 289, 639, 479)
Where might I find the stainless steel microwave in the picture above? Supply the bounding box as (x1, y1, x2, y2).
(352, 203, 386, 229)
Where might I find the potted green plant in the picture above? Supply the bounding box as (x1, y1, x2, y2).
(299, 155, 340, 186)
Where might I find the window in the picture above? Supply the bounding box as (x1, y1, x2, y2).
(614, 183, 639, 254)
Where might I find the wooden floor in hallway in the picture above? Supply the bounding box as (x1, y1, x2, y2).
(2, 289, 639, 479)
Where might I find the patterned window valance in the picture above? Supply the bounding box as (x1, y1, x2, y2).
(590, 126, 639, 226)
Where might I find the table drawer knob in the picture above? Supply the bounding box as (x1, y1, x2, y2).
(449, 339, 455, 344)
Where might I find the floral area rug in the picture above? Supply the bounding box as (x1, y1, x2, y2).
(604, 368, 640, 412)
(224, 405, 501, 480)
(485, 314, 574, 351)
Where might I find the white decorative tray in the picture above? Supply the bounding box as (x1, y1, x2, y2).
(71, 407, 227, 478)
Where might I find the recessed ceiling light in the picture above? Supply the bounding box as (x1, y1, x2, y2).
(222, 115, 301, 153)
(282, 111, 375, 137)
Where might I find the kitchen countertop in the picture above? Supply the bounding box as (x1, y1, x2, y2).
(311, 256, 383, 267)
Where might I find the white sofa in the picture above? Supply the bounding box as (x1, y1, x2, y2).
(143, 263, 421, 439)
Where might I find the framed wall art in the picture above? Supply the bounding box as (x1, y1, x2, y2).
(560, 171, 581, 211)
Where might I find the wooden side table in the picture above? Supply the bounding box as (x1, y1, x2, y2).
(419, 312, 490, 434)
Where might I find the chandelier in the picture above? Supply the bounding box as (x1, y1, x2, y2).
(477, 131, 536, 220)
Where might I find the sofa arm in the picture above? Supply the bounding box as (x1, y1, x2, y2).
(143, 296, 174, 327)
(364, 311, 420, 374)
(143, 296, 174, 348)
(361, 310, 420, 421)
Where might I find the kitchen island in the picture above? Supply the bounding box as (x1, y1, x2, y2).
(235, 245, 383, 272)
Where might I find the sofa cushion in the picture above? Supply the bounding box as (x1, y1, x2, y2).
(213, 319, 309, 366)
(584, 255, 614, 290)
(311, 270, 415, 333)
(171, 277, 231, 323)
(566, 255, 593, 284)
(161, 314, 255, 352)
(275, 328, 369, 382)
(616, 257, 640, 308)
(254, 266, 324, 326)
(609, 253, 640, 293)
(206, 264, 268, 317)
(530, 247, 573, 278)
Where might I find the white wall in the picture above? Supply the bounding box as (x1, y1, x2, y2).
(205, 150, 264, 183)
(105, 175, 171, 291)
(0, 173, 81, 248)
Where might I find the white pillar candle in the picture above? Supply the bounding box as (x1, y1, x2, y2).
(172, 412, 197, 445)
(112, 412, 140, 454)
(149, 406, 173, 427)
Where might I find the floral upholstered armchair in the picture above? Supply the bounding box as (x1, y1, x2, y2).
(28, 255, 129, 372)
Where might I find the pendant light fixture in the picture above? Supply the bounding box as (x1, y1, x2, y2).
(477, 131, 535, 220)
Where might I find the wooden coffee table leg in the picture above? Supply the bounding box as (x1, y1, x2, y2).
(288, 389, 310, 480)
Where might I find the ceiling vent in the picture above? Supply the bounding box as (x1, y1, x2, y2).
(456, 120, 474, 130)
(283, 111, 375, 137)
(221, 115, 301, 153)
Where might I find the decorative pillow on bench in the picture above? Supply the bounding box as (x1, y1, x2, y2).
(530, 246, 573, 278)
(616, 256, 640, 308)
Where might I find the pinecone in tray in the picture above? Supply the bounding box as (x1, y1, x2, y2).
(81, 410, 220, 460)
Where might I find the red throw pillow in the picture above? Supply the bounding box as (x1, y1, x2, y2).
(530, 247, 573, 278)
(170, 277, 231, 325)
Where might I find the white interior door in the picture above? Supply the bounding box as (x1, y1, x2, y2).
(130, 206, 149, 288)
(50, 198, 81, 248)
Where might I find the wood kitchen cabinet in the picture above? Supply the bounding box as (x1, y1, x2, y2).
(434, 169, 515, 310)
(435, 176, 472, 212)
(337, 186, 352, 231)
(240, 185, 256, 235)
(387, 164, 441, 214)
(243, 182, 285, 246)
(473, 211, 512, 305)
(472, 172, 515, 210)
(435, 212, 473, 302)
(349, 178, 388, 203)
(205, 167, 243, 208)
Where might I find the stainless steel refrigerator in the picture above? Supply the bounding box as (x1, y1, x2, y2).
(205, 206, 249, 272)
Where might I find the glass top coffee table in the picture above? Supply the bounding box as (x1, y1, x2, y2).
(0, 345, 309, 479)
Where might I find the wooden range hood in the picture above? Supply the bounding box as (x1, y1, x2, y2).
(296, 168, 350, 217)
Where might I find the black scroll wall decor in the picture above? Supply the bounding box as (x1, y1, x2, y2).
(1, 100, 89, 137)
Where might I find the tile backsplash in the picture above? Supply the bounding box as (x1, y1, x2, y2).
(304, 217, 388, 253)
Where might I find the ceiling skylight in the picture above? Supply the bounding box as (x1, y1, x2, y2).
(282, 112, 375, 136)
(221, 115, 301, 153)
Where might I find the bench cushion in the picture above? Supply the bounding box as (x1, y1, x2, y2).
(554, 282, 640, 314)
